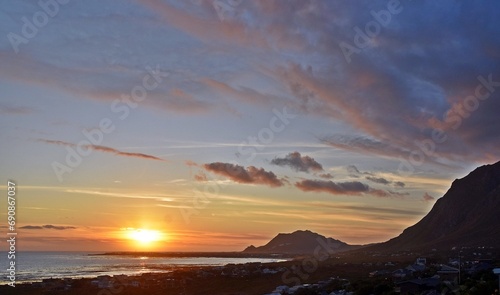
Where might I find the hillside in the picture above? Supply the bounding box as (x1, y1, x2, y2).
(243, 230, 359, 254)
(369, 161, 500, 251)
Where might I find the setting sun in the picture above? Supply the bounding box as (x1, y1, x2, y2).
(126, 229, 164, 245)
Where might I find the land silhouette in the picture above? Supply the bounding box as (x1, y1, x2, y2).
(3, 161, 499, 294)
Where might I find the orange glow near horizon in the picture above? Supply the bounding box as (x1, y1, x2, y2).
(124, 228, 166, 249)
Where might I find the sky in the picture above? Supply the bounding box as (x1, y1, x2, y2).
(0, 0, 499, 252)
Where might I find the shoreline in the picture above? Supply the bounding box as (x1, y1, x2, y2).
(93, 251, 296, 258)
(1, 249, 498, 294)
(0, 253, 293, 287)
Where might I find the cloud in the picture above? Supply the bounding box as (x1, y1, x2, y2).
(262, 1, 500, 166)
(203, 162, 284, 187)
(295, 179, 405, 198)
(194, 171, 208, 182)
(185, 160, 199, 167)
(365, 176, 390, 185)
(202, 78, 286, 106)
(318, 173, 334, 179)
(295, 179, 369, 195)
(270, 151, 323, 173)
(422, 192, 435, 202)
(346, 165, 361, 174)
(20, 224, 76, 230)
(366, 175, 407, 188)
(348, 166, 406, 188)
(322, 135, 414, 164)
(0, 103, 34, 115)
(37, 139, 166, 162)
(3, 0, 499, 174)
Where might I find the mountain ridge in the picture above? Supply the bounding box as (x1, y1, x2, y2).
(366, 161, 500, 251)
(243, 229, 362, 254)
(244, 161, 500, 254)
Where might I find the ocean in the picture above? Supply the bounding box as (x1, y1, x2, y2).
(0, 252, 286, 284)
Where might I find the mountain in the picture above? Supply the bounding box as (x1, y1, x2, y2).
(243, 230, 358, 254)
(369, 161, 500, 251)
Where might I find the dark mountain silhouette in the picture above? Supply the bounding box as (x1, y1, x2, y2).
(243, 230, 359, 254)
(368, 161, 500, 251)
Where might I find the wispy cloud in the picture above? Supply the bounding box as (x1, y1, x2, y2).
(318, 173, 334, 179)
(37, 139, 166, 162)
(203, 162, 284, 187)
(0, 103, 34, 115)
(422, 192, 435, 202)
(365, 176, 390, 185)
(20, 224, 76, 230)
(347, 165, 406, 188)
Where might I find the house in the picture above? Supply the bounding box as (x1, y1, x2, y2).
(41, 278, 67, 290)
(467, 259, 493, 274)
(262, 268, 278, 274)
(392, 268, 412, 279)
(369, 269, 391, 277)
(395, 277, 440, 294)
(416, 257, 427, 265)
(91, 275, 114, 289)
(273, 285, 289, 293)
(493, 268, 500, 292)
(288, 284, 305, 294)
(437, 264, 459, 282)
(406, 263, 426, 273)
(130, 280, 141, 287)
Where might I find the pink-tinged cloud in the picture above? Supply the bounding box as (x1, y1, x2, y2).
(423, 192, 435, 202)
(194, 172, 208, 182)
(37, 139, 166, 162)
(202, 78, 285, 106)
(203, 162, 283, 187)
(185, 160, 198, 167)
(0, 51, 213, 116)
(138, 0, 308, 51)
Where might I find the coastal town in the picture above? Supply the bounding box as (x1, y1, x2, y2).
(1, 247, 498, 295)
